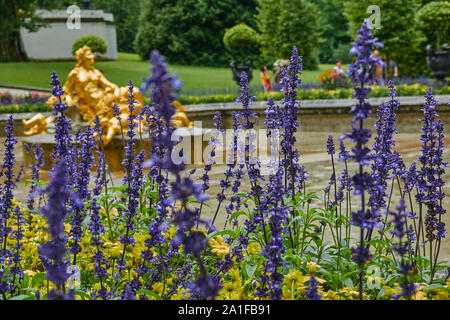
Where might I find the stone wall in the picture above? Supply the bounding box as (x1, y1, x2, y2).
(182, 95, 450, 131)
(20, 9, 117, 61)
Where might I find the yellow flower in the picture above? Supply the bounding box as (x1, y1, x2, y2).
(126, 259, 134, 270)
(307, 262, 321, 274)
(339, 287, 370, 300)
(246, 242, 261, 255)
(365, 274, 386, 287)
(229, 267, 241, 283)
(209, 236, 230, 258)
(171, 288, 190, 300)
(282, 270, 303, 299)
(382, 285, 401, 299)
(422, 284, 450, 300)
(303, 275, 326, 285)
(322, 290, 341, 300)
(218, 281, 242, 300)
(11, 199, 21, 208)
(152, 282, 164, 295)
(414, 290, 428, 300)
(108, 245, 122, 259)
(64, 223, 71, 233)
(24, 270, 36, 278)
(164, 227, 176, 240)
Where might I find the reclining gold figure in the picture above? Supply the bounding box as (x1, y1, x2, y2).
(23, 46, 193, 145)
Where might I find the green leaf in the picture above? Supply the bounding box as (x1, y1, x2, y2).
(207, 229, 236, 239)
(422, 283, 447, 291)
(73, 289, 92, 300)
(286, 215, 304, 228)
(9, 294, 33, 300)
(136, 289, 162, 300)
(231, 192, 248, 198)
(245, 263, 258, 279)
(20, 274, 30, 288)
(342, 277, 353, 288)
(231, 210, 248, 220)
(377, 288, 386, 299)
(111, 202, 128, 211)
(20, 288, 38, 293)
(31, 273, 47, 288)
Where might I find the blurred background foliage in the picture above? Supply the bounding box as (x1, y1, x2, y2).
(1, 0, 449, 76)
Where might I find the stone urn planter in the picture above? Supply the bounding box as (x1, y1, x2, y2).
(230, 60, 253, 86)
(426, 43, 450, 85)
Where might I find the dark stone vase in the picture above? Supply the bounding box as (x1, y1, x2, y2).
(426, 44, 450, 85)
(230, 61, 253, 86)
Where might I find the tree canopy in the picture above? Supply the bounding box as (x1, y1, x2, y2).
(90, 0, 140, 53)
(255, 0, 321, 70)
(134, 0, 260, 67)
(344, 0, 427, 76)
(313, 0, 352, 64)
(0, 0, 59, 61)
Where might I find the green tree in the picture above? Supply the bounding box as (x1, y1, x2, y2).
(134, 0, 259, 67)
(312, 0, 352, 64)
(416, 1, 450, 48)
(0, 0, 59, 62)
(90, 0, 140, 53)
(344, 0, 426, 76)
(255, 0, 321, 70)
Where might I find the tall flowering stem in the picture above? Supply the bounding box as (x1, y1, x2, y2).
(236, 72, 269, 247)
(197, 112, 222, 227)
(279, 46, 307, 197)
(255, 169, 288, 300)
(143, 50, 220, 300)
(207, 112, 226, 230)
(69, 126, 95, 265)
(89, 198, 111, 299)
(416, 89, 447, 282)
(388, 199, 416, 299)
(278, 47, 308, 248)
(369, 81, 401, 245)
(38, 160, 73, 300)
(222, 112, 246, 230)
(0, 116, 17, 262)
(26, 143, 44, 214)
(9, 205, 25, 291)
(49, 71, 72, 163)
(326, 134, 343, 270)
(305, 274, 321, 300)
(117, 81, 141, 272)
(343, 20, 384, 299)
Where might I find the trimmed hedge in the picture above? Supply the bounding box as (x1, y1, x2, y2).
(0, 102, 50, 114)
(72, 35, 108, 56)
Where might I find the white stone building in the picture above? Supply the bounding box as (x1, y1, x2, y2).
(20, 9, 117, 61)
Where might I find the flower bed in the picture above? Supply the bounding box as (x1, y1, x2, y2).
(177, 83, 450, 105)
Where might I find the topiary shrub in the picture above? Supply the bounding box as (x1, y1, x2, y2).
(223, 22, 259, 64)
(71, 35, 108, 56)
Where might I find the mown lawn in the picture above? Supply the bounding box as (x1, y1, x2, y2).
(0, 52, 334, 92)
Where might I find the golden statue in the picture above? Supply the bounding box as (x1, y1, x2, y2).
(23, 45, 193, 145)
(23, 113, 53, 136)
(171, 101, 194, 128)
